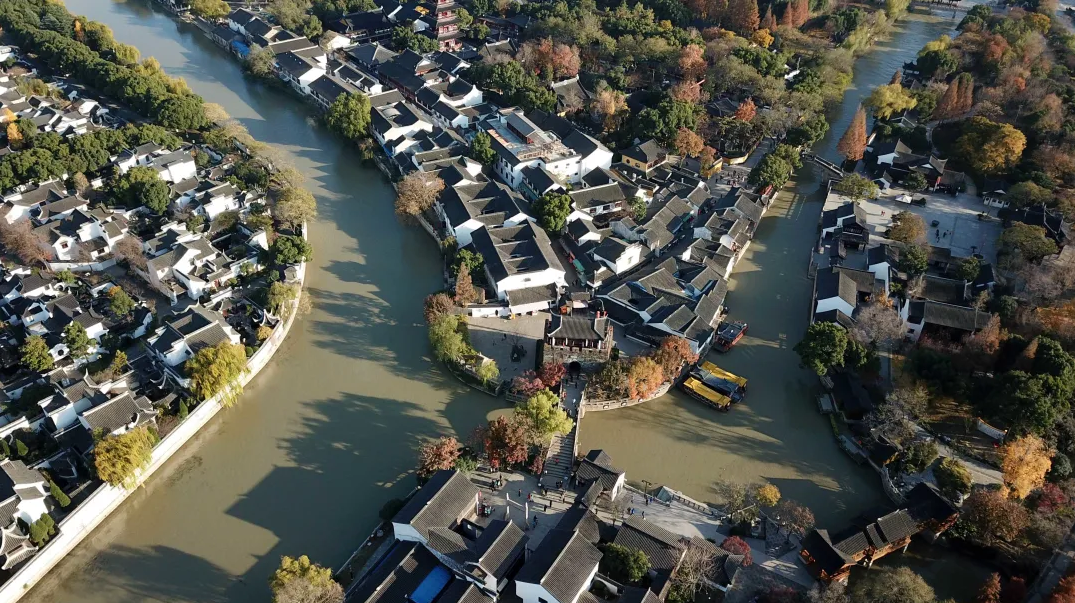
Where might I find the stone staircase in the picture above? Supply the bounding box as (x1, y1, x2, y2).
(545, 426, 576, 483)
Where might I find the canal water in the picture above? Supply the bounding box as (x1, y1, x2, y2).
(580, 8, 963, 523)
(22, 2, 967, 602)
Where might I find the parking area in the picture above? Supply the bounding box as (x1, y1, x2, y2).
(827, 188, 1003, 262)
(465, 313, 548, 382)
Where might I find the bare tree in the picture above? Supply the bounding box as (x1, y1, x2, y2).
(113, 235, 147, 272)
(808, 581, 850, 603)
(671, 541, 717, 599)
(851, 302, 905, 350)
(0, 219, 51, 266)
(395, 172, 445, 221)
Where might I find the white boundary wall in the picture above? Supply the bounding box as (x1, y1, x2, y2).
(0, 230, 308, 603)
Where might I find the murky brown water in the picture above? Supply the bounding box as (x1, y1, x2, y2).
(20, 2, 968, 602)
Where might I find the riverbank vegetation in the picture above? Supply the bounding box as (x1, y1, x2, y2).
(825, 1, 1075, 590)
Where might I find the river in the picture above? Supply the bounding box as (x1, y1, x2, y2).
(21, 2, 965, 602)
(579, 7, 964, 526)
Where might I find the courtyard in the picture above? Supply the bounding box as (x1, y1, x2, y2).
(826, 187, 1004, 262)
(465, 313, 548, 383)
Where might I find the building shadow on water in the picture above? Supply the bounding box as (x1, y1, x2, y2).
(220, 390, 496, 600)
(24, 543, 236, 603)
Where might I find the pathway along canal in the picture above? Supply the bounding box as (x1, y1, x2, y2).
(21, 2, 967, 602)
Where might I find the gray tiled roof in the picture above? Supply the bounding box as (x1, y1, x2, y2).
(613, 516, 684, 571)
(516, 529, 602, 603)
(392, 470, 478, 539)
(547, 315, 607, 342)
(81, 391, 155, 434)
(474, 519, 527, 579)
(470, 222, 564, 283)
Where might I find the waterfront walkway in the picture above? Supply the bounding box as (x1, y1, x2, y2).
(589, 488, 815, 587)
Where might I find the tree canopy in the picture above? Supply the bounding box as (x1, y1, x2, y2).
(795, 322, 848, 376)
(185, 342, 247, 403)
(532, 192, 573, 234)
(325, 92, 371, 141)
(515, 389, 574, 442)
(94, 425, 159, 489)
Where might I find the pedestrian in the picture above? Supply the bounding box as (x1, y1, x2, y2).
(642, 511, 645, 519)
(545, 503, 549, 512)
(935, 228, 939, 238)
(518, 489, 522, 498)
(528, 493, 533, 502)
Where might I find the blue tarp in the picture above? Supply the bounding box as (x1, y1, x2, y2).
(411, 566, 451, 603)
(230, 40, 250, 58)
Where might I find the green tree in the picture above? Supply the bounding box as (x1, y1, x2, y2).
(794, 322, 848, 376)
(902, 440, 938, 473)
(156, 95, 208, 130)
(851, 567, 934, 603)
(601, 543, 651, 584)
(391, 27, 439, 53)
(244, 46, 276, 78)
(900, 243, 929, 276)
(94, 426, 160, 489)
(270, 555, 343, 603)
(325, 92, 371, 141)
(917, 49, 959, 79)
(20, 335, 54, 372)
(469, 131, 496, 165)
(958, 257, 980, 282)
(834, 173, 879, 202)
(515, 389, 574, 442)
(14, 439, 27, 458)
(998, 223, 1058, 262)
(864, 83, 917, 119)
(271, 235, 313, 265)
(178, 398, 189, 419)
(63, 322, 92, 360)
(28, 514, 56, 546)
(108, 351, 129, 378)
(191, 0, 231, 19)
(428, 314, 472, 361)
(533, 192, 572, 234)
(108, 286, 136, 317)
(786, 116, 829, 147)
(903, 172, 928, 192)
(748, 155, 793, 189)
(185, 342, 248, 403)
(935, 457, 972, 501)
(49, 480, 71, 507)
(1008, 181, 1051, 209)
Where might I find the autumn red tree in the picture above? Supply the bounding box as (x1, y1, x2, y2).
(1049, 575, 1075, 603)
(734, 98, 757, 121)
(1035, 482, 1070, 513)
(977, 573, 1002, 603)
(890, 68, 903, 85)
(674, 128, 705, 157)
(836, 105, 868, 163)
(760, 5, 776, 30)
(417, 437, 461, 478)
(511, 370, 546, 397)
(960, 489, 1030, 544)
(653, 337, 699, 378)
(519, 39, 580, 80)
(779, 3, 794, 27)
(727, 0, 760, 34)
(956, 72, 975, 114)
(477, 416, 529, 470)
(538, 362, 566, 387)
(791, 0, 809, 26)
(719, 536, 753, 566)
(933, 78, 962, 121)
(454, 268, 478, 305)
(1002, 577, 1027, 603)
(678, 45, 707, 81)
(627, 356, 665, 400)
(670, 81, 703, 104)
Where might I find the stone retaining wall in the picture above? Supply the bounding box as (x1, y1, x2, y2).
(0, 231, 309, 603)
(580, 382, 673, 412)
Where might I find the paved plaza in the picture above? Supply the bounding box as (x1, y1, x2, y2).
(469, 467, 814, 587)
(466, 314, 548, 382)
(826, 188, 1003, 262)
